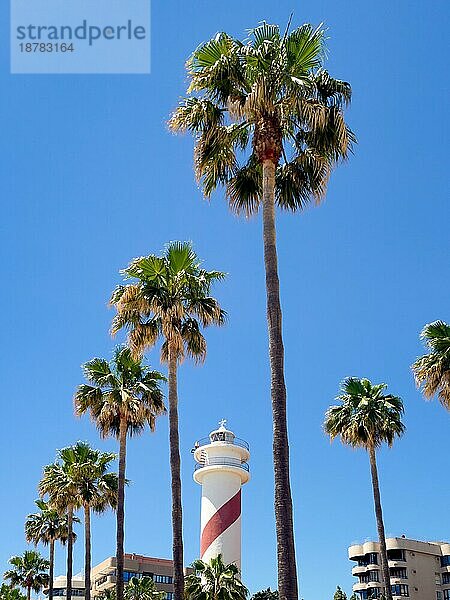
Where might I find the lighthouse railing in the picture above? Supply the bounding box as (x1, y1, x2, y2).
(193, 436, 249, 451)
(194, 457, 250, 472)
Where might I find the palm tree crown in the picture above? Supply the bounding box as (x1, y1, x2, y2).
(124, 577, 164, 600)
(0, 584, 27, 600)
(4, 551, 49, 600)
(169, 22, 354, 215)
(65, 442, 118, 512)
(412, 320, 450, 409)
(324, 377, 405, 449)
(185, 555, 248, 600)
(25, 500, 72, 547)
(110, 241, 226, 362)
(74, 345, 166, 437)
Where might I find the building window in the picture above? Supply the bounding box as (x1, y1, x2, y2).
(436, 592, 442, 600)
(153, 575, 173, 584)
(390, 568, 407, 579)
(441, 556, 450, 568)
(358, 553, 378, 567)
(123, 572, 138, 583)
(391, 584, 409, 597)
(443, 591, 450, 600)
(388, 549, 406, 562)
(436, 573, 442, 585)
(442, 573, 450, 585)
(52, 591, 84, 597)
(359, 571, 380, 583)
(166, 595, 173, 600)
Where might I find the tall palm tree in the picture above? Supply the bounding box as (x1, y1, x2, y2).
(184, 554, 248, 600)
(25, 500, 74, 600)
(324, 378, 405, 600)
(169, 22, 354, 600)
(4, 551, 49, 600)
(65, 442, 118, 600)
(74, 346, 166, 600)
(39, 447, 84, 600)
(412, 320, 450, 409)
(109, 241, 225, 600)
(124, 577, 164, 600)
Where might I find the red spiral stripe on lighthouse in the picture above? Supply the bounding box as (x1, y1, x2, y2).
(200, 489, 241, 557)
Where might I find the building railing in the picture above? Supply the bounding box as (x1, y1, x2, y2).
(193, 436, 249, 451)
(194, 457, 250, 472)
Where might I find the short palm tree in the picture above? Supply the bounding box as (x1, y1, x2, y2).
(109, 241, 225, 600)
(185, 554, 248, 600)
(4, 551, 49, 600)
(250, 589, 278, 600)
(169, 22, 354, 600)
(74, 346, 166, 600)
(412, 320, 450, 409)
(25, 500, 73, 600)
(65, 442, 118, 600)
(324, 378, 405, 600)
(124, 577, 164, 600)
(0, 585, 27, 600)
(98, 589, 116, 600)
(39, 447, 85, 600)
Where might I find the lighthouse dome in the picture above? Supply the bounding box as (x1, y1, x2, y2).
(209, 419, 235, 443)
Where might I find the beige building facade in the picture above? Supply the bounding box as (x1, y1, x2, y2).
(91, 553, 192, 600)
(348, 537, 450, 599)
(44, 575, 85, 600)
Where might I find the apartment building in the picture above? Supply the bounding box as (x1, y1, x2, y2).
(348, 537, 450, 599)
(91, 553, 193, 600)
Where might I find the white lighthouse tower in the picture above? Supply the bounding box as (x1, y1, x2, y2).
(193, 420, 250, 571)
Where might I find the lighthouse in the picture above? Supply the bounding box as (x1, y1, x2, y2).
(193, 420, 250, 571)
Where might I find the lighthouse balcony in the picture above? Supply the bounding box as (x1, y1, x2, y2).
(194, 456, 250, 472)
(194, 436, 249, 451)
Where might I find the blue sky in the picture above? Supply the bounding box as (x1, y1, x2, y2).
(0, 0, 449, 598)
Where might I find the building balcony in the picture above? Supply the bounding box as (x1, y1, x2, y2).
(352, 565, 368, 575)
(352, 582, 381, 594)
(352, 564, 379, 576)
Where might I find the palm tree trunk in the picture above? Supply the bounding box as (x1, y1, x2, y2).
(368, 446, 393, 600)
(27, 585, 31, 600)
(262, 158, 298, 600)
(116, 416, 127, 600)
(67, 506, 73, 600)
(168, 346, 184, 600)
(49, 539, 55, 600)
(84, 504, 91, 600)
